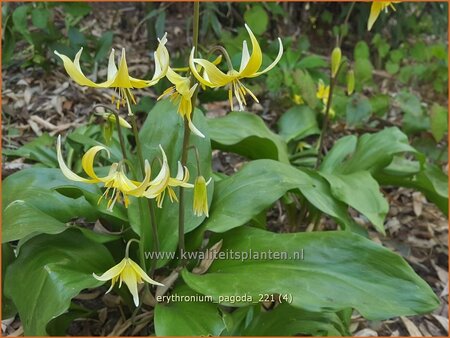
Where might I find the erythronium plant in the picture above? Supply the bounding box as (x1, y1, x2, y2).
(3, 2, 443, 337)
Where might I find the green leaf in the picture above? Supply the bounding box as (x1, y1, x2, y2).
(12, 5, 32, 44)
(3, 133, 57, 167)
(182, 227, 439, 320)
(154, 284, 225, 336)
(396, 91, 422, 116)
(135, 99, 213, 266)
(31, 8, 50, 29)
(202, 160, 354, 233)
(354, 59, 373, 87)
(346, 94, 373, 126)
(298, 55, 328, 69)
(243, 303, 349, 336)
(320, 135, 357, 173)
(202, 160, 314, 233)
(320, 171, 388, 234)
(2, 244, 16, 319)
(354, 41, 370, 60)
(2, 200, 68, 243)
(4, 230, 114, 335)
(207, 111, 289, 162)
(68, 27, 86, 48)
(277, 106, 320, 142)
(370, 94, 390, 116)
(337, 127, 416, 174)
(61, 2, 92, 18)
(2, 168, 98, 222)
(244, 5, 269, 35)
(299, 169, 357, 231)
(377, 163, 448, 215)
(95, 31, 113, 62)
(430, 103, 448, 142)
(294, 69, 318, 108)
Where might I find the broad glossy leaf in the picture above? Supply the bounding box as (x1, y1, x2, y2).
(277, 106, 320, 142)
(243, 303, 349, 336)
(2, 244, 16, 319)
(203, 160, 355, 233)
(320, 171, 388, 234)
(2, 168, 98, 222)
(182, 227, 439, 320)
(337, 127, 415, 174)
(4, 230, 114, 335)
(203, 160, 314, 233)
(207, 111, 289, 163)
(134, 99, 213, 266)
(3, 200, 68, 243)
(154, 284, 225, 336)
(320, 135, 357, 173)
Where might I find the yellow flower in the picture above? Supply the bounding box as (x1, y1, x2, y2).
(293, 94, 304, 105)
(316, 80, 335, 118)
(189, 24, 283, 111)
(93, 256, 163, 306)
(159, 67, 204, 138)
(316, 79, 330, 101)
(54, 34, 170, 115)
(367, 2, 397, 31)
(56, 135, 151, 210)
(143, 145, 193, 208)
(192, 176, 212, 217)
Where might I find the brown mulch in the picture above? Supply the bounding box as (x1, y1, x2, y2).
(2, 2, 448, 337)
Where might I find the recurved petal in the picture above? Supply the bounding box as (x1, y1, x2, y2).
(239, 40, 251, 73)
(127, 160, 152, 197)
(128, 259, 164, 286)
(54, 48, 102, 88)
(81, 145, 111, 181)
(107, 49, 118, 81)
(57, 135, 94, 183)
(93, 258, 127, 281)
(144, 33, 170, 87)
(368, 2, 383, 31)
(166, 67, 186, 87)
(247, 37, 283, 78)
(239, 24, 263, 77)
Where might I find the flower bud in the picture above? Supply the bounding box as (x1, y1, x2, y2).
(103, 113, 132, 129)
(331, 47, 342, 78)
(346, 69, 355, 95)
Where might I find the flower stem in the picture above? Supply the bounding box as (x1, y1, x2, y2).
(178, 1, 200, 262)
(93, 104, 127, 160)
(315, 62, 344, 169)
(130, 114, 160, 274)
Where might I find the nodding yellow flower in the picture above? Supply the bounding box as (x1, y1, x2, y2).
(142, 145, 193, 208)
(316, 79, 330, 101)
(56, 135, 151, 211)
(189, 24, 283, 111)
(54, 34, 170, 115)
(93, 256, 163, 307)
(158, 67, 204, 138)
(367, 2, 397, 31)
(193, 176, 212, 217)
